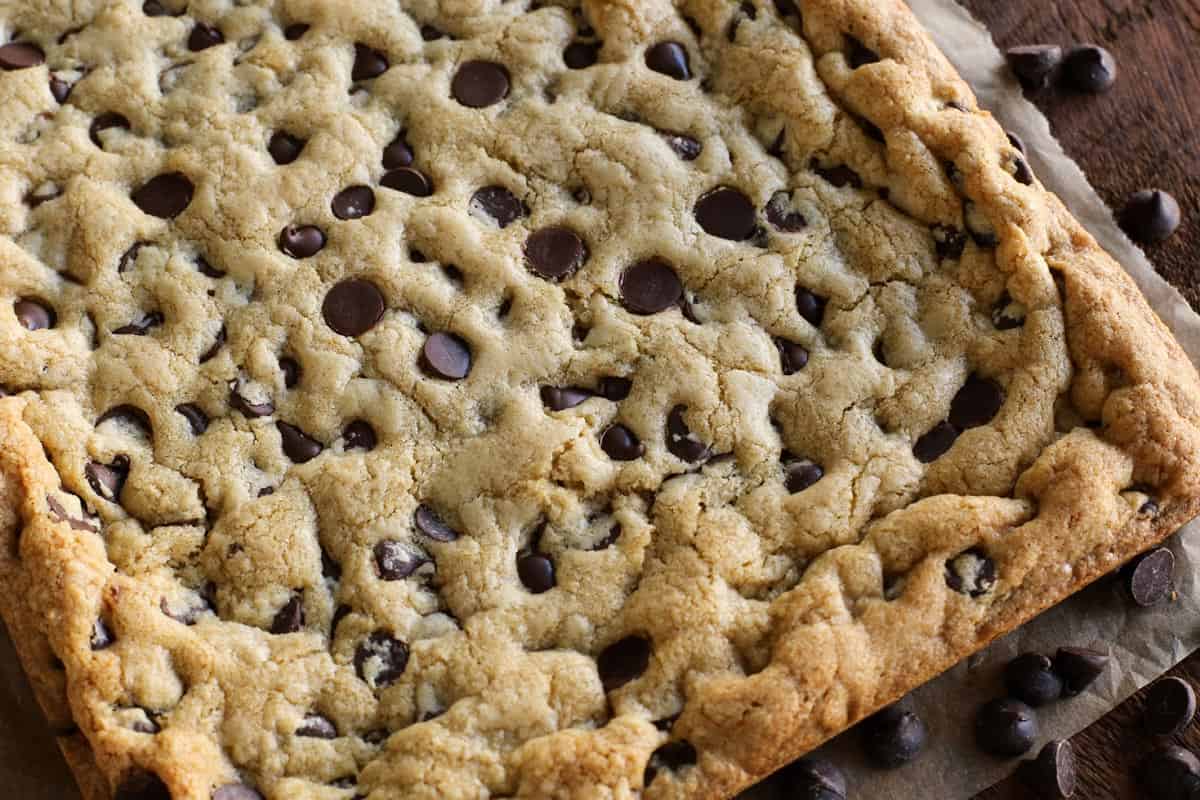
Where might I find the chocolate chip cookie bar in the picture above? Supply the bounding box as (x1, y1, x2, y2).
(1, 1, 1198, 798)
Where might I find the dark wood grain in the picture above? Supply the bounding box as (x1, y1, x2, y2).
(960, 0, 1200, 796)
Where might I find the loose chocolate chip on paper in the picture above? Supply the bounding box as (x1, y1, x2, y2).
(278, 224, 326, 258)
(541, 386, 591, 411)
(415, 504, 460, 542)
(645, 41, 691, 80)
(860, 706, 926, 768)
(644, 740, 698, 786)
(945, 548, 996, 597)
(1021, 740, 1076, 800)
(89, 112, 130, 147)
(381, 167, 433, 196)
(694, 186, 757, 241)
(1054, 646, 1108, 696)
(351, 43, 389, 80)
(773, 756, 846, 799)
(187, 22, 224, 51)
(1127, 546, 1174, 606)
(666, 405, 710, 463)
(14, 298, 55, 330)
(517, 552, 556, 593)
(564, 41, 599, 69)
(421, 332, 472, 380)
(354, 631, 410, 688)
(343, 420, 377, 451)
(297, 714, 337, 739)
(1060, 44, 1116, 93)
(1119, 189, 1181, 245)
(525, 226, 587, 280)
(597, 635, 651, 691)
(975, 698, 1038, 756)
(0, 42, 45, 70)
(620, 259, 682, 315)
(949, 374, 1004, 429)
(375, 540, 428, 580)
(451, 60, 510, 108)
(914, 420, 958, 462)
(270, 594, 305, 634)
(600, 424, 643, 461)
(1005, 652, 1064, 707)
(175, 403, 209, 435)
(131, 172, 193, 219)
(1005, 44, 1062, 91)
(277, 421, 323, 463)
(1144, 677, 1197, 736)
(322, 278, 385, 336)
(331, 185, 375, 220)
(382, 132, 413, 169)
(268, 131, 305, 164)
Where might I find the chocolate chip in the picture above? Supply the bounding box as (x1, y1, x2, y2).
(321, 278, 385, 337)
(846, 36, 880, 69)
(1005, 653, 1064, 707)
(1128, 547, 1175, 607)
(666, 405, 710, 463)
(230, 385, 274, 418)
(114, 771, 171, 800)
(451, 60, 510, 108)
(949, 374, 1004, 429)
(976, 698, 1037, 757)
(113, 311, 163, 336)
(49, 75, 72, 103)
(644, 740, 697, 786)
(297, 714, 337, 739)
(270, 593, 305, 633)
(351, 43, 389, 81)
(90, 619, 115, 650)
(765, 191, 806, 232)
(212, 785, 264, 800)
(541, 386, 591, 411)
(1021, 740, 1076, 800)
(86, 457, 129, 504)
(524, 227, 587, 280)
(517, 552, 556, 593)
(645, 42, 691, 80)
(199, 324, 226, 363)
(775, 338, 809, 374)
(14, 298, 54, 331)
(1007, 131, 1026, 154)
(175, 403, 209, 434)
(420, 332, 472, 380)
(1139, 745, 1200, 800)
(381, 167, 433, 196)
(860, 706, 926, 768)
(1145, 677, 1197, 736)
(374, 540, 427, 580)
(415, 505, 459, 542)
(343, 420, 376, 451)
(280, 357, 301, 388)
(660, 131, 702, 160)
(0, 42, 45, 70)
(1119, 189, 1181, 245)
(597, 376, 632, 401)
(914, 421, 957, 462)
(131, 172, 193, 219)
(795, 287, 826, 328)
(992, 292, 1026, 330)
(188, 22, 224, 51)
(600, 424, 643, 461)
(97, 405, 153, 437)
(89, 112, 130, 147)
(470, 186, 527, 228)
(196, 256, 225, 278)
(331, 186, 375, 220)
(564, 41, 599, 69)
(278, 224, 326, 258)
(382, 132, 413, 169)
(694, 186, 757, 241)
(1061, 45, 1116, 93)
(268, 131, 305, 164)
(784, 457, 823, 493)
(945, 548, 995, 597)
(354, 631, 409, 688)
(283, 22, 310, 40)
(1012, 156, 1034, 186)
(117, 242, 147, 274)
(597, 635, 651, 691)
(1054, 647, 1108, 696)
(620, 259, 682, 315)
(419, 24, 445, 40)
(1005, 45, 1062, 91)
(277, 421, 323, 463)
(813, 164, 862, 188)
(933, 226, 967, 260)
(774, 756, 846, 799)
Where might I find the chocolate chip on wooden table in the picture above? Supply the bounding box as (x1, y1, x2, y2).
(541, 386, 591, 411)
(115, 771, 171, 800)
(620, 259, 682, 315)
(694, 186, 757, 241)
(666, 405, 711, 463)
(14, 298, 55, 330)
(175, 403, 209, 434)
(1144, 677, 1197, 736)
(784, 457, 823, 493)
(355, 631, 409, 688)
(1005, 45, 1062, 91)
(321, 278, 385, 337)
(131, 172, 193, 219)
(773, 756, 847, 800)
(1005, 652, 1064, 707)
(517, 551, 556, 593)
(297, 713, 337, 739)
(0, 42, 45, 70)
(277, 421, 323, 463)
(470, 185, 527, 227)
(645, 42, 691, 80)
(212, 784, 264, 800)
(415, 505, 460, 542)
(600, 424, 643, 460)
(374, 540, 427, 580)
(1119, 189, 1181, 245)
(775, 338, 809, 374)
(860, 705, 926, 768)
(644, 740, 698, 786)
(421, 332, 472, 380)
(1060, 44, 1116, 93)
(563, 41, 599, 69)
(1021, 739, 1076, 800)
(351, 43, 389, 80)
(86, 456, 130, 503)
(270, 593, 305, 633)
(451, 60, 510, 107)
(89, 112, 130, 147)
(525, 227, 587, 280)
(597, 635, 651, 691)
(795, 287, 826, 328)
(188, 22, 224, 51)
(278, 224, 326, 258)
(1139, 745, 1200, 800)
(945, 548, 996, 597)
(1053, 647, 1108, 696)
(381, 167, 433, 196)
(597, 376, 632, 401)
(949, 374, 1004, 429)
(268, 131, 305, 164)
(976, 698, 1038, 757)
(331, 185, 375, 220)
(382, 131, 413, 168)
(343, 420, 376, 451)
(1127, 546, 1174, 607)
(90, 619, 115, 650)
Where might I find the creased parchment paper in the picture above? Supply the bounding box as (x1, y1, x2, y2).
(2, 2, 1198, 798)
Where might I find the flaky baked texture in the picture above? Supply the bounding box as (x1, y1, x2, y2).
(1, 1, 1199, 799)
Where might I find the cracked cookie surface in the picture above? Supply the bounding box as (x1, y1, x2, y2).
(1, 1, 1199, 799)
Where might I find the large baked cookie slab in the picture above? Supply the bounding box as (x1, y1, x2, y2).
(1, 1, 1198, 798)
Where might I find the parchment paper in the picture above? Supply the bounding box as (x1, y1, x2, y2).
(3, 2, 1199, 798)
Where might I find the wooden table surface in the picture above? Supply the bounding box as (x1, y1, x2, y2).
(959, 0, 1200, 796)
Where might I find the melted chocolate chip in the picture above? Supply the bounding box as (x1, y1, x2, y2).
(645, 42, 691, 80)
(945, 548, 996, 597)
(415, 505, 459, 542)
(322, 278, 386, 337)
(600, 424, 643, 461)
(277, 421, 323, 463)
(694, 186, 757, 241)
(784, 458, 823, 493)
(470, 185, 527, 228)
(0, 43, 45, 71)
(541, 386, 592, 411)
(913, 420, 958, 462)
(765, 191, 806, 232)
(564, 41, 599, 69)
(85, 456, 130, 504)
(230, 384, 274, 418)
(949, 374, 1004, 429)
(175, 403, 209, 434)
(90, 619, 115, 650)
(597, 635, 651, 691)
(341, 420, 377, 451)
(280, 357, 301, 388)
(525, 227, 587, 280)
(420, 332, 472, 380)
(113, 311, 163, 336)
(354, 631, 409, 688)
(131, 172, 193, 219)
(451, 60, 510, 108)
(933, 226, 967, 260)
(196, 256, 225, 278)
(187, 22, 224, 51)
(813, 164, 862, 188)
(597, 376, 632, 401)
(517, 552, 556, 593)
(795, 288, 826, 328)
(620, 259, 682, 315)
(89, 112, 130, 148)
(775, 338, 809, 374)
(283, 23, 310, 40)
(382, 132, 413, 169)
(331, 186, 375, 220)
(199, 324, 226, 363)
(270, 594, 305, 634)
(375, 540, 428, 580)
(644, 740, 698, 786)
(381, 167, 433, 196)
(666, 405, 710, 462)
(278, 224, 326, 258)
(268, 131, 305, 164)
(296, 714, 337, 739)
(14, 298, 55, 331)
(660, 131, 702, 160)
(351, 43, 389, 81)
(49, 75, 73, 103)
